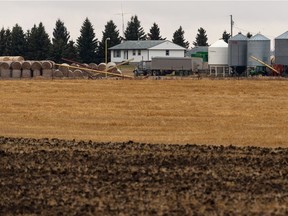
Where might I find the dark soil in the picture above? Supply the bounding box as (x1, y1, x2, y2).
(1, 137, 288, 215)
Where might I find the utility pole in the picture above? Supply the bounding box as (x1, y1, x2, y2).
(230, 15, 233, 37)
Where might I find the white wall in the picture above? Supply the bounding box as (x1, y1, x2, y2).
(149, 50, 185, 59)
(111, 49, 185, 63)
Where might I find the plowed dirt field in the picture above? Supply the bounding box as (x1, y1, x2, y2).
(1, 137, 288, 215)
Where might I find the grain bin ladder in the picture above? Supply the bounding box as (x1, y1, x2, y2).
(250, 56, 280, 74)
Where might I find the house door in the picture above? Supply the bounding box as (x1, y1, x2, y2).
(124, 51, 128, 60)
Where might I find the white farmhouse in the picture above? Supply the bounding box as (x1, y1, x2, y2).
(109, 40, 186, 64)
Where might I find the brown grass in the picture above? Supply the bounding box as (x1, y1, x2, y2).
(0, 79, 288, 147)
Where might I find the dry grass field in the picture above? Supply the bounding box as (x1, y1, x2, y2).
(1, 78, 288, 147)
(1, 79, 288, 215)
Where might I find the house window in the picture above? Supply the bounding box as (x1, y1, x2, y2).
(166, 50, 170, 56)
(113, 50, 121, 58)
(138, 50, 141, 55)
(133, 50, 136, 56)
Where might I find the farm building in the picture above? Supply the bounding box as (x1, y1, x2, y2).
(109, 40, 186, 64)
(208, 39, 229, 76)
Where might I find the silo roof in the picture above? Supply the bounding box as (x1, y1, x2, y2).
(275, 31, 288, 39)
(229, 33, 247, 41)
(249, 33, 270, 41)
(210, 39, 228, 47)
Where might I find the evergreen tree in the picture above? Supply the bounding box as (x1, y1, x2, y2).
(247, 32, 253, 38)
(51, 19, 70, 63)
(124, 15, 146, 40)
(193, 27, 208, 46)
(11, 24, 26, 56)
(222, 30, 231, 43)
(4, 29, 12, 55)
(148, 22, 166, 40)
(172, 26, 189, 49)
(77, 17, 98, 63)
(0, 28, 6, 56)
(63, 40, 78, 61)
(98, 20, 121, 63)
(26, 23, 51, 60)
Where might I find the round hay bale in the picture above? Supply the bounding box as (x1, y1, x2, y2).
(22, 61, 31, 70)
(22, 69, 31, 78)
(10, 56, 24, 61)
(67, 70, 74, 78)
(73, 69, 84, 78)
(11, 61, 22, 70)
(12, 69, 21, 78)
(42, 69, 53, 77)
(31, 61, 42, 70)
(59, 63, 69, 76)
(88, 63, 98, 70)
(0, 62, 11, 70)
(33, 69, 41, 77)
(0, 56, 10, 61)
(1, 69, 11, 78)
(98, 63, 106, 71)
(53, 69, 64, 77)
(41, 61, 53, 70)
(107, 62, 116, 69)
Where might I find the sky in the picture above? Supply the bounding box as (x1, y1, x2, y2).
(0, 0, 288, 50)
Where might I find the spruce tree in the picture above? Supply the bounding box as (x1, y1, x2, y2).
(148, 23, 165, 40)
(0, 28, 6, 56)
(247, 32, 253, 38)
(11, 24, 26, 56)
(51, 19, 70, 63)
(124, 15, 146, 40)
(193, 27, 208, 46)
(63, 40, 78, 61)
(222, 30, 231, 43)
(172, 26, 189, 49)
(4, 29, 12, 56)
(98, 20, 121, 63)
(26, 23, 51, 60)
(77, 17, 98, 63)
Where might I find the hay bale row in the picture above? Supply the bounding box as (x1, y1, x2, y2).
(0, 60, 54, 70)
(0, 56, 24, 61)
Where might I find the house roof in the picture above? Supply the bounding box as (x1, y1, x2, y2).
(109, 40, 171, 50)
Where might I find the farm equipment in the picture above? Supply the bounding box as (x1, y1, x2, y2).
(59, 58, 134, 79)
(250, 56, 280, 75)
(134, 57, 195, 77)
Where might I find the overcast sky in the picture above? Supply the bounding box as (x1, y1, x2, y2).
(0, 1, 287, 49)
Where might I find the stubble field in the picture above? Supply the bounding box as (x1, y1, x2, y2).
(1, 79, 288, 214)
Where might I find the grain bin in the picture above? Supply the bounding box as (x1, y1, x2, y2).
(247, 33, 270, 67)
(209, 39, 228, 65)
(228, 33, 248, 74)
(209, 39, 229, 76)
(275, 31, 288, 65)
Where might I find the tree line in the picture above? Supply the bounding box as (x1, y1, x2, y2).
(0, 15, 241, 64)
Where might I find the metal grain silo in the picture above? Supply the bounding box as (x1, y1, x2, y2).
(247, 34, 271, 67)
(228, 33, 248, 67)
(275, 31, 288, 65)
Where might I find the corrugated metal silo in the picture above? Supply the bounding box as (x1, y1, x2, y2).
(247, 34, 271, 67)
(228, 33, 248, 67)
(275, 31, 288, 65)
(208, 39, 228, 65)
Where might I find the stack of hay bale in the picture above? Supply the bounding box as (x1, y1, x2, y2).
(0, 57, 121, 79)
